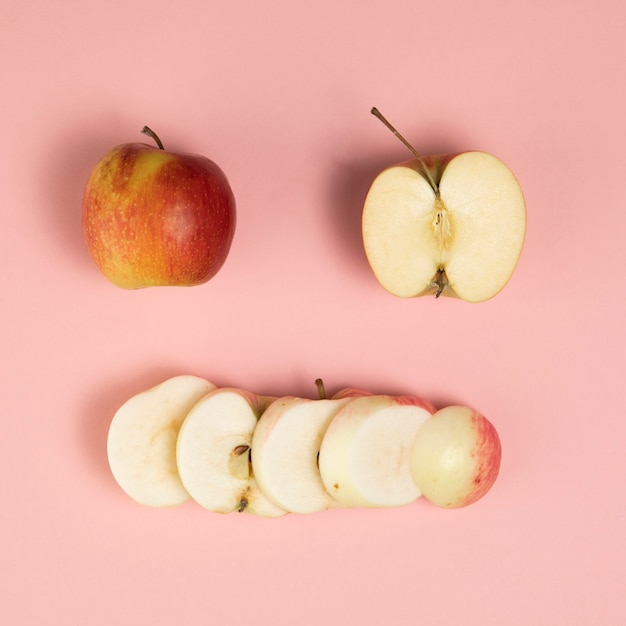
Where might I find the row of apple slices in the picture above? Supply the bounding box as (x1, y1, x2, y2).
(107, 375, 502, 516)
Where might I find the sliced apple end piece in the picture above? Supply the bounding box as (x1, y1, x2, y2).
(410, 405, 502, 509)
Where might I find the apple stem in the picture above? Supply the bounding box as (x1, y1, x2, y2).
(370, 107, 439, 194)
(141, 126, 164, 150)
(315, 378, 326, 400)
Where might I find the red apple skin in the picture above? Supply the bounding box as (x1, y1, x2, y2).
(82, 141, 236, 289)
(451, 410, 501, 507)
(394, 393, 437, 415)
(331, 388, 436, 416)
(331, 387, 373, 400)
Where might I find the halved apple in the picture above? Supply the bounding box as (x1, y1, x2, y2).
(362, 108, 526, 302)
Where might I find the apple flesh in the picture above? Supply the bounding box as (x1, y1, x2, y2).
(410, 405, 502, 508)
(362, 109, 526, 302)
(106, 375, 216, 507)
(176, 387, 287, 517)
(318, 394, 435, 507)
(251, 395, 354, 514)
(82, 127, 236, 289)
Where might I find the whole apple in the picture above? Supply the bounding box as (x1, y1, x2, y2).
(82, 127, 236, 289)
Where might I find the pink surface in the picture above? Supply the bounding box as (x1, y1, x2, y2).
(1, 1, 625, 624)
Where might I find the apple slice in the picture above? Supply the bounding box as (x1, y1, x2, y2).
(176, 387, 287, 517)
(410, 405, 501, 508)
(318, 394, 435, 507)
(362, 108, 526, 303)
(107, 375, 215, 507)
(250, 393, 356, 514)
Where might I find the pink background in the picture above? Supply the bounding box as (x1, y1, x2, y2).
(2, 0, 625, 624)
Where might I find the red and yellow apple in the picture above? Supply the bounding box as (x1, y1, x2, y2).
(82, 127, 236, 289)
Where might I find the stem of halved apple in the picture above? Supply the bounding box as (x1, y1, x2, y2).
(141, 126, 164, 150)
(370, 107, 439, 194)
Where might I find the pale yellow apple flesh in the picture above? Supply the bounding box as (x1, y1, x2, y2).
(318, 395, 434, 507)
(362, 151, 526, 302)
(176, 388, 287, 517)
(251, 396, 353, 514)
(106, 375, 216, 507)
